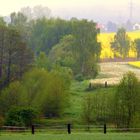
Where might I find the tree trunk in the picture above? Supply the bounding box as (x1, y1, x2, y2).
(0, 30, 4, 78)
(6, 50, 12, 85)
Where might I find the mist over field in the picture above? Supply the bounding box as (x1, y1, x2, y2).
(0, 0, 140, 23)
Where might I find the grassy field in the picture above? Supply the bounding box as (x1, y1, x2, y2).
(98, 32, 140, 59)
(0, 133, 140, 140)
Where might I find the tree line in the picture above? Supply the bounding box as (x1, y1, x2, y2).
(0, 17, 33, 90)
(111, 28, 140, 59)
(0, 11, 101, 126)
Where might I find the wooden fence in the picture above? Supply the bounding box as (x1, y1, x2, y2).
(0, 124, 140, 134)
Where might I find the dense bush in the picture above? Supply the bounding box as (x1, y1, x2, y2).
(75, 74, 84, 81)
(5, 107, 38, 127)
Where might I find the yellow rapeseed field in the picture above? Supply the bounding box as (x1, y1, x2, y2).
(98, 31, 140, 59)
(128, 61, 140, 68)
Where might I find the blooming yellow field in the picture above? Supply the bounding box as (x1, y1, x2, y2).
(98, 32, 140, 59)
(128, 61, 140, 69)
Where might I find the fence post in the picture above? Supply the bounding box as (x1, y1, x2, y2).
(67, 124, 71, 134)
(89, 82, 92, 89)
(31, 125, 35, 134)
(105, 81, 108, 88)
(104, 124, 107, 134)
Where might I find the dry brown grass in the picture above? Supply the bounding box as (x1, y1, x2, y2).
(90, 62, 140, 85)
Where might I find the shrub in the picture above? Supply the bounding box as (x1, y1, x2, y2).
(75, 74, 84, 81)
(5, 107, 38, 127)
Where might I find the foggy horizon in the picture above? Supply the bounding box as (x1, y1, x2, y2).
(0, 0, 140, 24)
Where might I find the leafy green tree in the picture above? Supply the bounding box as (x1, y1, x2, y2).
(49, 20, 101, 79)
(0, 24, 33, 89)
(29, 18, 72, 55)
(5, 27, 21, 84)
(9, 12, 30, 42)
(114, 72, 140, 128)
(134, 39, 140, 58)
(0, 81, 21, 116)
(21, 68, 49, 107)
(81, 94, 94, 130)
(0, 17, 6, 26)
(10, 12, 27, 27)
(111, 28, 130, 58)
(20, 67, 71, 117)
(72, 19, 101, 78)
(0, 24, 6, 82)
(35, 52, 50, 70)
(15, 42, 34, 78)
(41, 69, 71, 117)
(49, 35, 75, 68)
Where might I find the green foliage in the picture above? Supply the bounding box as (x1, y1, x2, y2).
(111, 28, 131, 58)
(51, 65, 72, 89)
(48, 20, 101, 79)
(5, 107, 38, 126)
(9, 12, 30, 42)
(0, 25, 33, 89)
(35, 51, 50, 70)
(0, 116, 4, 126)
(39, 66, 72, 117)
(81, 94, 94, 128)
(0, 67, 71, 119)
(134, 38, 140, 58)
(1, 11, 140, 129)
(80, 89, 115, 125)
(71, 19, 101, 78)
(49, 35, 75, 68)
(10, 12, 27, 26)
(69, 79, 116, 125)
(20, 68, 49, 108)
(28, 18, 72, 55)
(114, 71, 140, 127)
(0, 81, 21, 116)
(75, 74, 84, 82)
(0, 17, 6, 26)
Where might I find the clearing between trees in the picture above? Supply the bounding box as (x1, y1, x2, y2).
(91, 62, 140, 85)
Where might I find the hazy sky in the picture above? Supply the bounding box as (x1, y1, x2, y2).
(0, 0, 140, 23)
